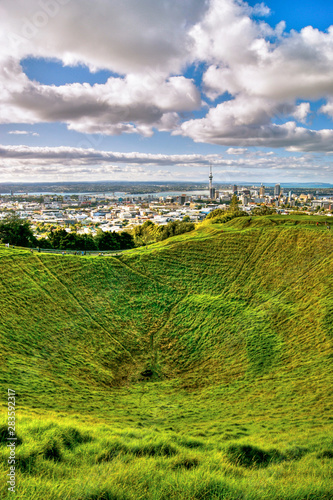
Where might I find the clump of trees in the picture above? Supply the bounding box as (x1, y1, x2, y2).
(0, 216, 195, 251)
(252, 206, 276, 216)
(131, 219, 195, 246)
(42, 220, 195, 250)
(207, 195, 279, 223)
(0, 216, 37, 247)
(0, 216, 134, 251)
(208, 211, 249, 224)
(38, 228, 134, 251)
(207, 197, 249, 223)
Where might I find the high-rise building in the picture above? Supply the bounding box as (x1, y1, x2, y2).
(259, 184, 265, 197)
(274, 184, 281, 197)
(180, 194, 187, 205)
(232, 184, 238, 194)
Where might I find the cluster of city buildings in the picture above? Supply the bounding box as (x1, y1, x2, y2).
(0, 177, 332, 239)
(0, 193, 212, 238)
(237, 183, 333, 211)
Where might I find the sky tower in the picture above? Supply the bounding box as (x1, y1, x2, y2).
(209, 165, 215, 199)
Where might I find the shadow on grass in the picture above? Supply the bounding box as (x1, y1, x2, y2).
(97, 441, 178, 462)
(79, 491, 129, 500)
(0, 424, 23, 446)
(226, 443, 284, 468)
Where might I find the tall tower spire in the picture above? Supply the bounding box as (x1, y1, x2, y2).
(209, 164, 215, 199)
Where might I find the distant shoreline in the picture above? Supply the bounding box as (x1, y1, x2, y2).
(0, 181, 332, 196)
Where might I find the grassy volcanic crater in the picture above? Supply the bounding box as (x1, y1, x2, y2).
(1, 216, 333, 499)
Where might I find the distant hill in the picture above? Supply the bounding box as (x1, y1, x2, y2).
(0, 180, 207, 194)
(0, 180, 332, 194)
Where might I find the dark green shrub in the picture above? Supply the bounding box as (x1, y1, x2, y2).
(0, 215, 37, 247)
(208, 210, 248, 224)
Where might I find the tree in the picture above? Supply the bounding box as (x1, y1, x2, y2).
(119, 232, 134, 249)
(252, 205, 276, 216)
(206, 208, 225, 220)
(132, 220, 157, 246)
(80, 234, 98, 251)
(156, 220, 195, 241)
(47, 228, 69, 249)
(230, 194, 240, 212)
(95, 230, 120, 251)
(0, 216, 37, 247)
(37, 237, 52, 249)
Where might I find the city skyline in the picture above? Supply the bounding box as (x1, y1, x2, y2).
(1, 0, 333, 183)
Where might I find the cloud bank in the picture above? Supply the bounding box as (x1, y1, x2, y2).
(0, 0, 333, 154)
(0, 144, 332, 182)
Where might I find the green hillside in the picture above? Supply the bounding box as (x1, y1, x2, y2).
(1, 216, 333, 499)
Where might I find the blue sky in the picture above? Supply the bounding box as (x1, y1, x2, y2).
(0, 0, 333, 183)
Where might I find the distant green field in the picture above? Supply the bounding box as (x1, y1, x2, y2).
(1, 215, 333, 499)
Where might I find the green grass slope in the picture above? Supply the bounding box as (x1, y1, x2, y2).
(0, 215, 333, 499)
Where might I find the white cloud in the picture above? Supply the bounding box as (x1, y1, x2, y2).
(250, 3, 271, 17)
(1, 0, 207, 74)
(178, 0, 333, 150)
(0, 144, 222, 167)
(180, 97, 333, 152)
(226, 148, 248, 155)
(0, 61, 201, 135)
(320, 100, 333, 118)
(8, 130, 39, 136)
(194, 2, 333, 102)
(293, 103, 311, 123)
(0, 0, 203, 136)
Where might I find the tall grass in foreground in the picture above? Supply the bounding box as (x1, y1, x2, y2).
(0, 414, 333, 499)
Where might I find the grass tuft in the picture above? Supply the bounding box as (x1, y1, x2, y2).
(79, 491, 129, 500)
(284, 446, 309, 461)
(60, 426, 93, 450)
(42, 438, 63, 462)
(226, 443, 283, 468)
(97, 440, 178, 462)
(317, 449, 333, 459)
(0, 424, 22, 445)
(172, 456, 200, 469)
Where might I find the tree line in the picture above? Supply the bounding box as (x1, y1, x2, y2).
(0, 216, 134, 251)
(0, 216, 195, 251)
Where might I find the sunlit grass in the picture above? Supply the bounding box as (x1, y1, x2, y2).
(0, 215, 332, 498)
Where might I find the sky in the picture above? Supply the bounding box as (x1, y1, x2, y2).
(0, 0, 333, 184)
